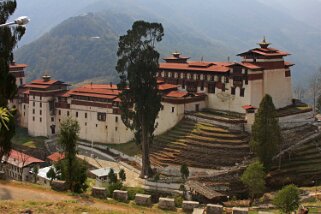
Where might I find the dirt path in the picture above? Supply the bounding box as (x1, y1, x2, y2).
(0, 182, 163, 213)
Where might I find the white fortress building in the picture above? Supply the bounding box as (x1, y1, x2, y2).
(10, 40, 300, 144)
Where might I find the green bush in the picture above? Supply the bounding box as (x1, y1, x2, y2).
(125, 186, 145, 200)
(174, 195, 183, 208)
(106, 182, 123, 197)
(273, 184, 300, 214)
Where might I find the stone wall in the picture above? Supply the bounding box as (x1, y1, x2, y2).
(91, 187, 107, 199)
(158, 197, 175, 210)
(51, 180, 68, 192)
(232, 207, 248, 214)
(113, 190, 128, 202)
(135, 194, 152, 206)
(206, 204, 223, 214)
(182, 200, 199, 212)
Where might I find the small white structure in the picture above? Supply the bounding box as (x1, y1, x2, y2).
(37, 166, 54, 186)
(90, 167, 119, 187)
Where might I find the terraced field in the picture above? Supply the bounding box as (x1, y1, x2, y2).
(150, 119, 251, 169)
(268, 133, 321, 186)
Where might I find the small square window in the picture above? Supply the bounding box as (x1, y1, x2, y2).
(59, 110, 61, 115)
(76, 112, 78, 118)
(171, 107, 175, 113)
(85, 113, 87, 118)
(67, 111, 70, 116)
(40, 110, 42, 115)
(115, 116, 118, 122)
(231, 87, 236, 95)
(40, 117, 42, 122)
(32, 116, 35, 121)
(115, 127, 118, 131)
(240, 88, 245, 97)
(51, 117, 54, 122)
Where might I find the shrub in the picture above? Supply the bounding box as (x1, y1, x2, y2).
(273, 184, 300, 214)
(106, 182, 123, 197)
(174, 195, 183, 208)
(125, 186, 145, 200)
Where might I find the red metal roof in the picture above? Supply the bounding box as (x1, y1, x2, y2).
(242, 105, 257, 110)
(238, 47, 289, 57)
(70, 92, 117, 100)
(9, 63, 28, 69)
(159, 61, 231, 73)
(229, 62, 262, 70)
(158, 83, 178, 91)
(31, 79, 60, 85)
(166, 91, 188, 98)
(3, 149, 44, 168)
(47, 152, 65, 162)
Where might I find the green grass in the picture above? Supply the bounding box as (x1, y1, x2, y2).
(107, 141, 141, 156)
(12, 126, 47, 149)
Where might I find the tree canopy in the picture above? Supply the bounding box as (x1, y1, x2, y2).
(57, 117, 87, 193)
(241, 161, 266, 200)
(250, 94, 281, 169)
(180, 164, 190, 180)
(0, 0, 25, 164)
(273, 184, 300, 214)
(116, 20, 164, 178)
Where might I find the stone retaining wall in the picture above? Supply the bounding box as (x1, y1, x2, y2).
(158, 197, 175, 210)
(182, 200, 199, 212)
(113, 190, 128, 202)
(51, 180, 68, 192)
(91, 186, 107, 199)
(135, 194, 152, 206)
(206, 204, 223, 214)
(232, 207, 248, 214)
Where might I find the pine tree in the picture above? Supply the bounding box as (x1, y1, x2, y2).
(250, 94, 281, 169)
(180, 164, 189, 181)
(119, 168, 126, 182)
(0, 0, 26, 166)
(116, 21, 164, 178)
(241, 161, 266, 200)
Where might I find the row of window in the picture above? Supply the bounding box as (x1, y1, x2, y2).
(160, 71, 229, 83)
(58, 110, 119, 123)
(231, 87, 245, 97)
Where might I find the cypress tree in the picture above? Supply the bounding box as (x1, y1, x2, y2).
(0, 1, 25, 164)
(116, 21, 164, 178)
(250, 94, 281, 169)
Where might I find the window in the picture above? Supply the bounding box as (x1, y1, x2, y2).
(96, 124, 98, 127)
(23, 112, 25, 116)
(85, 113, 87, 119)
(59, 119, 61, 122)
(19, 78, 23, 86)
(76, 112, 78, 118)
(67, 111, 70, 116)
(40, 96, 42, 100)
(51, 117, 54, 122)
(85, 122, 87, 126)
(231, 87, 236, 95)
(208, 83, 216, 93)
(225, 77, 229, 83)
(97, 112, 106, 121)
(32, 116, 35, 121)
(33, 109, 35, 114)
(171, 107, 175, 113)
(40, 102, 42, 108)
(182, 80, 185, 89)
(40, 110, 42, 115)
(23, 105, 25, 110)
(33, 102, 35, 107)
(240, 88, 245, 97)
(197, 74, 201, 80)
(40, 117, 42, 122)
(200, 81, 204, 91)
(115, 116, 118, 122)
(58, 110, 61, 115)
(115, 127, 118, 131)
(33, 95, 35, 99)
(210, 75, 214, 82)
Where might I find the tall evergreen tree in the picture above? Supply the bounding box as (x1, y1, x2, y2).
(56, 118, 88, 193)
(0, 0, 25, 165)
(250, 94, 281, 169)
(116, 21, 164, 178)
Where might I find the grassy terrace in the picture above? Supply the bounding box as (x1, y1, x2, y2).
(12, 126, 47, 149)
(150, 119, 250, 169)
(277, 104, 312, 117)
(106, 141, 141, 156)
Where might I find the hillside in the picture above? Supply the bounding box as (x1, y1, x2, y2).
(15, 0, 321, 86)
(15, 12, 231, 84)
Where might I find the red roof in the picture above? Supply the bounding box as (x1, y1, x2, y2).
(159, 61, 231, 73)
(242, 105, 257, 110)
(285, 61, 295, 67)
(158, 83, 178, 91)
(166, 91, 188, 98)
(31, 79, 60, 85)
(9, 63, 28, 69)
(229, 62, 262, 70)
(47, 152, 65, 162)
(238, 47, 289, 57)
(3, 149, 44, 168)
(81, 84, 118, 90)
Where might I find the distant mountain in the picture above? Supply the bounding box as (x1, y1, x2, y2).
(14, 0, 321, 86)
(15, 12, 231, 84)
